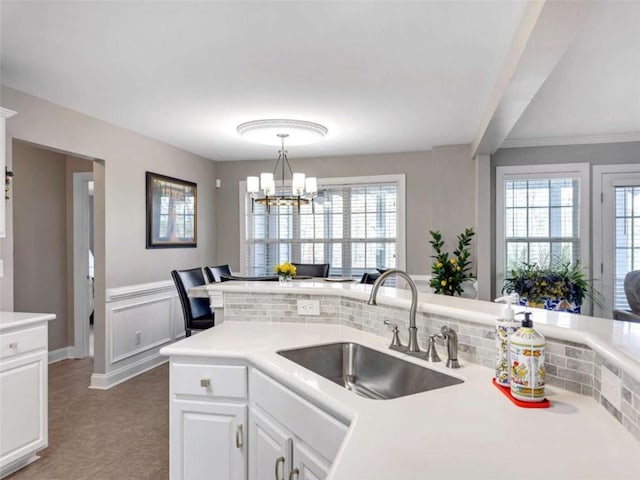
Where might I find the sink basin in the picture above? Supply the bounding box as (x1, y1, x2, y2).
(277, 342, 463, 400)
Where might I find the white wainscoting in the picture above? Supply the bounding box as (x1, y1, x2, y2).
(90, 280, 184, 389)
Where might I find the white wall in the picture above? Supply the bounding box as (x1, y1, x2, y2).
(0, 86, 218, 374)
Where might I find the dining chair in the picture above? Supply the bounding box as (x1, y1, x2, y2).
(291, 263, 330, 278)
(171, 268, 214, 337)
(204, 264, 232, 283)
(613, 270, 640, 323)
(360, 272, 380, 284)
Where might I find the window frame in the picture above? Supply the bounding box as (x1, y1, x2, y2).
(238, 174, 406, 276)
(495, 163, 590, 299)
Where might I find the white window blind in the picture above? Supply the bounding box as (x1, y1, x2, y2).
(614, 185, 640, 310)
(504, 178, 581, 269)
(242, 178, 402, 277)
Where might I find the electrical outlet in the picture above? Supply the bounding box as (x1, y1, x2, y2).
(297, 299, 320, 316)
(135, 331, 142, 345)
(601, 366, 622, 411)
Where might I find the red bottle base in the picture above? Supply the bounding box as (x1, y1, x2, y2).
(492, 378, 551, 408)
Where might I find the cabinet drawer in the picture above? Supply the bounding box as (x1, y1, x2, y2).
(0, 325, 47, 360)
(251, 369, 348, 462)
(172, 362, 247, 399)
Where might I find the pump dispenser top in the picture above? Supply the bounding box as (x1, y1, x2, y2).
(494, 294, 517, 321)
(519, 311, 534, 328)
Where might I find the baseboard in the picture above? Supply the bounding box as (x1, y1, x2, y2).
(48, 346, 73, 364)
(89, 352, 168, 390)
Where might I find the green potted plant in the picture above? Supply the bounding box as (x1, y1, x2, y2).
(429, 228, 475, 296)
(502, 261, 594, 313)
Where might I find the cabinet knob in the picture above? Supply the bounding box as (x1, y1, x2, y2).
(200, 378, 210, 388)
(288, 468, 299, 480)
(8, 342, 18, 349)
(235, 424, 244, 448)
(274, 456, 285, 480)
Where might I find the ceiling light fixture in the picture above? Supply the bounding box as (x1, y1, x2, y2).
(238, 119, 328, 213)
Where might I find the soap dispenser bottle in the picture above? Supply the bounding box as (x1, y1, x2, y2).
(510, 312, 546, 402)
(494, 295, 518, 386)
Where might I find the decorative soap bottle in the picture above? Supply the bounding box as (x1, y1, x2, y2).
(494, 295, 518, 386)
(510, 312, 546, 402)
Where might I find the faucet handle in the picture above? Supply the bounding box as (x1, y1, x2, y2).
(425, 335, 441, 362)
(383, 320, 403, 349)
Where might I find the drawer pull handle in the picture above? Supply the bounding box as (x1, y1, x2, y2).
(200, 378, 210, 388)
(288, 467, 299, 480)
(274, 456, 285, 480)
(8, 342, 18, 349)
(235, 424, 243, 448)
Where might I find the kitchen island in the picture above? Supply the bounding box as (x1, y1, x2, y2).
(164, 281, 640, 479)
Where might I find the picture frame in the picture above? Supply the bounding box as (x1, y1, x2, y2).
(146, 172, 197, 248)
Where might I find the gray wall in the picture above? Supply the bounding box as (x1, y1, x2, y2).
(1, 86, 218, 373)
(215, 144, 476, 275)
(490, 141, 640, 299)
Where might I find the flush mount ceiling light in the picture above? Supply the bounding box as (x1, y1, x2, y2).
(238, 119, 328, 213)
(236, 119, 328, 146)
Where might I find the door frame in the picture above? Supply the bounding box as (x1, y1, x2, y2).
(72, 172, 93, 358)
(593, 164, 640, 318)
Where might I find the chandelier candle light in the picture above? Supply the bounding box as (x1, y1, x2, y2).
(238, 119, 327, 213)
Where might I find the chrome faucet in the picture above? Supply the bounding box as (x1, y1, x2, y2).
(367, 269, 420, 353)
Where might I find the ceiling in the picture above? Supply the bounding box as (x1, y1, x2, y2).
(1, 1, 639, 161)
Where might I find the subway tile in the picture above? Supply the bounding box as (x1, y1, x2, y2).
(566, 358, 593, 374)
(558, 368, 592, 386)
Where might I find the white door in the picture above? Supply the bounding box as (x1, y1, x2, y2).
(172, 400, 246, 480)
(291, 441, 331, 480)
(594, 166, 640, 318)
(249, 407, 291, 480)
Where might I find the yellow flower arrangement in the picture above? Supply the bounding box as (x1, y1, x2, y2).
(274, 262, 297, 279)
(429, 228, 475, 296)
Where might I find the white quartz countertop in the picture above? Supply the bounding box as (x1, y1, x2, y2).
(161, 322, 640, 480)
(196, 280, 640, 380)
(0, 311, 55, 332)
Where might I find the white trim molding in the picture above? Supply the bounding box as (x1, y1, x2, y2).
(90, 280, 183, 389)
(501, 132, 640, 150)
(48, 346, 73, 364)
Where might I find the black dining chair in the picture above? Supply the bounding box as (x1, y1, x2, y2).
(171, 268, 214, 337)
(204, 264, 232, 283)
(291, 263, 330, 278)
(360, 272, 381, 284)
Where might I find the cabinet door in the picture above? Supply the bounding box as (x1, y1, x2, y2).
(249, 408, 291, 480)
(0, 351, 47, 467)
(171, 400, 246, 480)
(291, 441, 331, 480)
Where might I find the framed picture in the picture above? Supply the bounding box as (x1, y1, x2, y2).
(146, 172, 197, 248)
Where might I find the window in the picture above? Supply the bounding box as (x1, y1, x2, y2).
(240, 175, 405, 277)
(496, 164, 589, 293)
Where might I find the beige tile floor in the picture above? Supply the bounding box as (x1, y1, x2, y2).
(7, 359, 169, 480)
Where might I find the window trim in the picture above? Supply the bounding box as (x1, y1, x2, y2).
(495, 163, 590, 300)
(238, 174, 406, 275)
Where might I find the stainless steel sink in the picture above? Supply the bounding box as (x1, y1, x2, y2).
(277, 342, 463, 400)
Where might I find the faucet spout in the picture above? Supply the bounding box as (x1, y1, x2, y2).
(367, 269, 420, 353)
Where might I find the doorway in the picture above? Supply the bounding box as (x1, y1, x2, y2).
(593, 164, 640, 318)
(72, 172, 94, 358)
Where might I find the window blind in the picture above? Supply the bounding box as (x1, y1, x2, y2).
(614, 185, 640, 310)
(244, 181, 399, 277)
(503, 178, 581, 269)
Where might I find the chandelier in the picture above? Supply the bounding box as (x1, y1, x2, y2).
(238, 119, 328, 213)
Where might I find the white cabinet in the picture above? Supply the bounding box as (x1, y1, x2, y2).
(250, 369, 346, 480)
(169, 360, 248, 480)
(0, 320, 48, 479)
(167, 360, 348, 480)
